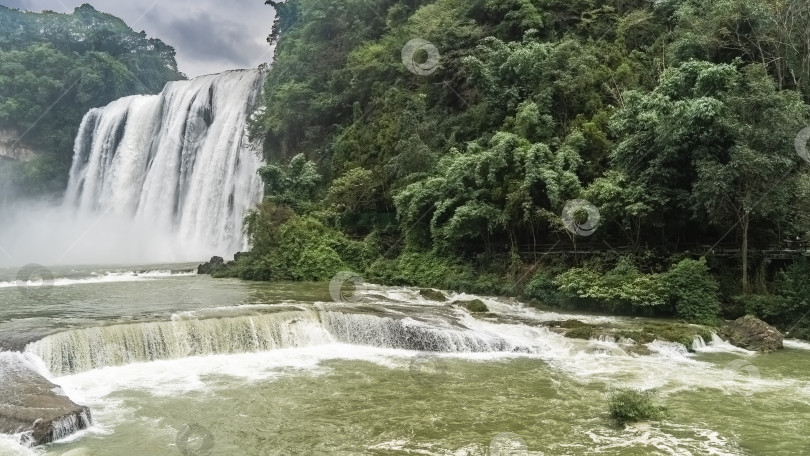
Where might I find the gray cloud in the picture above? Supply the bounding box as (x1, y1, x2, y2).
(1, 0, 32, 10)
(10, 0, 276, 77)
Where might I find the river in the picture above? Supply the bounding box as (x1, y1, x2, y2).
(0, 264, 808, 455)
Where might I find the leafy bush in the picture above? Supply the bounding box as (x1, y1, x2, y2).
(524, 270, 563, 305)
(554, 258, 666, 311)
(608, 389, 666, 425)
(660, 258, 721, 325)
(366, 251, 510, 295)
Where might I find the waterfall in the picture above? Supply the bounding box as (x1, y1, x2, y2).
(63, 69, 266, 258)
(26, 311, 529, 376)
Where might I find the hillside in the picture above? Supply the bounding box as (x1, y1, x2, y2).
(222, 0, 810, 336)
(0, 3, 184, 196)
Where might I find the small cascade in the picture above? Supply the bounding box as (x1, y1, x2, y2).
(691, 335, 707, 351)
(26, 311, 530, 376)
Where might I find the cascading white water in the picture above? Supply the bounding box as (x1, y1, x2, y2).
(26, 311, 527, 376)
(64, 69, 266, 258)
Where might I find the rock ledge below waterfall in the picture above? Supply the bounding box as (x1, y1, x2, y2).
(0, 353, 92, 446)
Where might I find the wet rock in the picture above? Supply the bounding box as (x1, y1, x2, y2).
(197, 256, 225, 275)
(453, 299, 488, 313)
(0, 353, 92, 446)
(419, 288, 447, 302)
(720, 315, 783, 352)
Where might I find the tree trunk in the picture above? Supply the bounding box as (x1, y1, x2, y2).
(742, 211, 750, 294)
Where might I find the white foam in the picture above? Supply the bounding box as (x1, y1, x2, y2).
(784, 339, 810, 351)
(0, 270, 195, 289)
(693, 334, 757, 355)
(0, 434, 39, 456)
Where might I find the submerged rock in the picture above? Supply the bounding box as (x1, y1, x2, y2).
(0, 353, 92, 446)
(419, 288, 447, 302)
(720, 315, 783, 352)
(197, 256, 225, 275)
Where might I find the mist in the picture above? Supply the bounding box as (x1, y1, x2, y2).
(0, 198, 221, 268)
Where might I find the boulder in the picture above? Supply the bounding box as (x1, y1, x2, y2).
(452, 299, 489, 313)
(418, 289, 447, 302)
(197, 256, 225, 275)
(0, 353, 92, 446)
(720, 315, 783, 352)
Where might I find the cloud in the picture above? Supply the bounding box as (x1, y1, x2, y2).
(15, 0, 276, 77)
(162, 12, 265, 68)
(1, 0, 32, 10)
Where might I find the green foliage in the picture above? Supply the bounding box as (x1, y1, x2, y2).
(524, 270, 562, 305)
(554, 258, 667, 311)
(366, 251, 509, 295)
(0, 5, 183, 194)
(259, 153, 322, 212)
(607, 388, 666, 425)
(237, 0, 810, 333)
(660, 258, 721, 325)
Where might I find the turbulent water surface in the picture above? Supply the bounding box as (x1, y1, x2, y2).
(0, 265, 808, 455)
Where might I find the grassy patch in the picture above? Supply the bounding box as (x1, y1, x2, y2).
(608, 388, 666, 425)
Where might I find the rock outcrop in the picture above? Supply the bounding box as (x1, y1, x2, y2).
(720, 315, 783, 352)
(197, 256, 225, 275)
(0, 353, 92, 446)
(419, 289, 447, 302)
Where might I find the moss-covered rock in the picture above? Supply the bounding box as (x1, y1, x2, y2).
(419, 288, 448, 302)
(452, 299, 489, 313)
(565, 326, 594, 339)
(620, 323, 713, 350)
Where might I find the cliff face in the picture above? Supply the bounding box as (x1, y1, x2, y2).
(0, 352, 92, 446)
(0, 130, 36, 162)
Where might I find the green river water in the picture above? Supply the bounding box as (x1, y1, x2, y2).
(0, 265, 808, 456)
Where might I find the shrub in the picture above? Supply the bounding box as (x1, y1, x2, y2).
(660, 258, 721, 325)
(554, 258, 667, 311)
(524, 270, 562, 305)
(607, 388, 666, 425)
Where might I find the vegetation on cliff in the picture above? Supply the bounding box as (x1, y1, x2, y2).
(232, 0, 810, 334)
(0, 4, 184, 195)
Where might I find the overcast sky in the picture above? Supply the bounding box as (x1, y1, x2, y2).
(0, 0, 276, 77)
